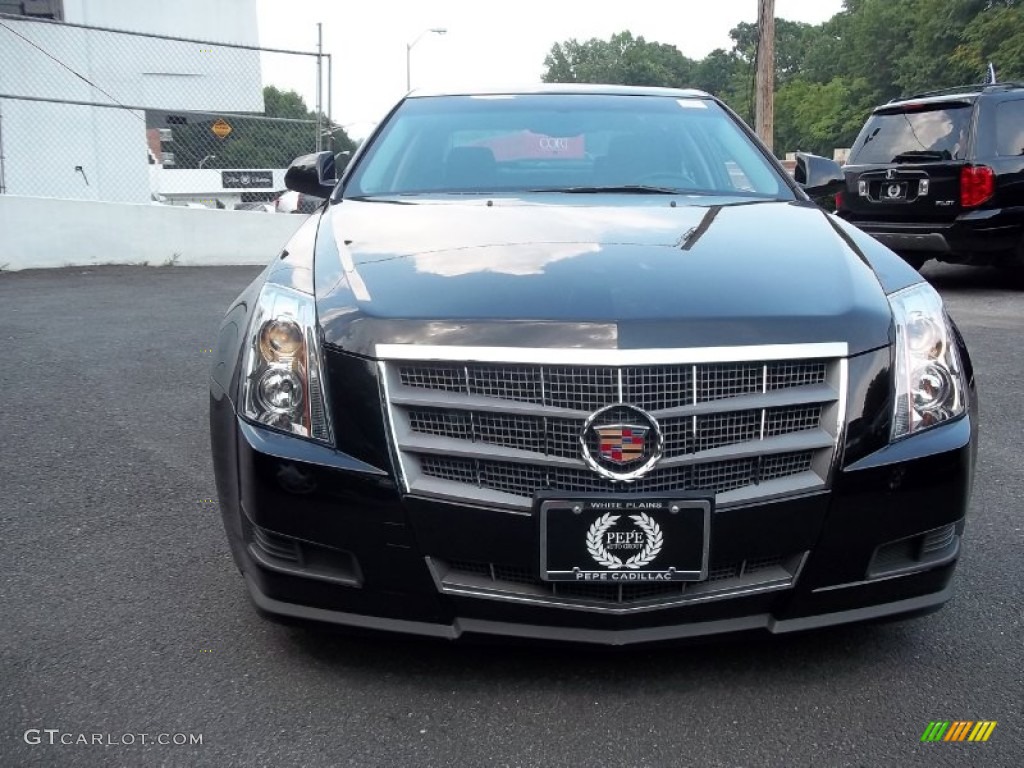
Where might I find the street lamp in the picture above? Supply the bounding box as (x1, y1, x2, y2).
(406, 27, 446, 92)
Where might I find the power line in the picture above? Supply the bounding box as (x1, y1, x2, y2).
(0, 11, 320, 57)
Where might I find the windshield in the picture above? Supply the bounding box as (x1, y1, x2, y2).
(343, 94, 792, 199)
(848, 103, 974, 164)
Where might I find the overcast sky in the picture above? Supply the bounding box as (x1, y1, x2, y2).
(256, 0, 844, 138)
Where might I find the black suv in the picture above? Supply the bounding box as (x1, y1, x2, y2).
(837, 82, 1024, 270)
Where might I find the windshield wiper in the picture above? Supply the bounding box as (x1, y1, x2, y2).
(891, 150, 951, 163)
(530, 185, 686, 195)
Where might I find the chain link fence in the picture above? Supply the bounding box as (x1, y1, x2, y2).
(0, 12, 341, 209)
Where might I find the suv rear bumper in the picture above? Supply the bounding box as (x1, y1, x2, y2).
(845, 210, 1024, 262)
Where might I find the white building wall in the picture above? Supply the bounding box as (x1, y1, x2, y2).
(0, 195, 305, 270)
(63, 0, 261, 48)
(2, 100, 150, 202)
(0, 0, 263, 202)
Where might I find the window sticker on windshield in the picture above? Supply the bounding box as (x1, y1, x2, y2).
(677, 100, 708, 109)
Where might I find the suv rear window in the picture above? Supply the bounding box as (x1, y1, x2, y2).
(995, 100, 1024, 156)
(848, 103, 974, 164)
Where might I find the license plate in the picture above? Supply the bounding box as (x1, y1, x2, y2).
(538, 497, 711, 582)
(882, 181, 907, 200)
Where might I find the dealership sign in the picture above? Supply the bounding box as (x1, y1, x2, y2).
(221, 171, 273, 189)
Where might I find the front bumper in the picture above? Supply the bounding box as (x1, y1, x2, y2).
(844, 209, 1024, 261)
(244, 571, 955, 645)
(212, 384, 975, 645)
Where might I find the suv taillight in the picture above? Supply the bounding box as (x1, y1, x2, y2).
(835, 190, 844, 209)
(960, 165, 995, 208)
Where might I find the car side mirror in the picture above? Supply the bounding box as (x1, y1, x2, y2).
(284, 151, 337, 199)
(794, 152, 845, 197)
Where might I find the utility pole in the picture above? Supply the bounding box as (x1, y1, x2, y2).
(316, 22, 323, 152)
(755, 0, 775, 153)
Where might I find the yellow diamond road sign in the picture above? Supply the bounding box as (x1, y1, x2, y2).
(211, 119, 232, 138)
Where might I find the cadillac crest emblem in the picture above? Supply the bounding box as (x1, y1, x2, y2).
(580, 404, 665, 482)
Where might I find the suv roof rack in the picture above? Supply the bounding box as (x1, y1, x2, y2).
(889, 82, 1024, 103)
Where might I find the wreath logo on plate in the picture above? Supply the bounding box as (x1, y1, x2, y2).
(585, 512, 664, 570)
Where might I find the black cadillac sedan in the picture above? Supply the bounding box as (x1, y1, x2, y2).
(209, 85, 977, 645)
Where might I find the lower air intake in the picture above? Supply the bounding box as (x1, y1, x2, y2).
(430, 554, 805, 613)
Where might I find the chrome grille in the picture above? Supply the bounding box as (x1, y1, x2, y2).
(420, 455, 477, 485)
(765, 404, 822, 437)
(546, 366, 618, 410)
(418, 453, 815, 498)
(767, 361, 827, 390)
(399, 364, 465, 392)
(408, 409, 473, 440)
(695, 410, 759, 451)
(624, 365, 693, 410)
(381, 345, 846, 510)
(468, 365, 542, 403)
(545, 417, 587, 458)
(697, 362, 762, 401)
(761, 451, 815, 480)
(692, 457, 757, 493)
(408, 405, 824, 460)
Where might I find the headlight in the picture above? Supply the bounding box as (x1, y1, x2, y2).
(241, 283, 332, 443)
(890, 282, 965, 440)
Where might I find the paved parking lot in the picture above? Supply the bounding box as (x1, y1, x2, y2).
(1, 263, 1021, 767)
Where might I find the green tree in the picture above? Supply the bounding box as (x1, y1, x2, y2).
(691, 48, 741, 96)
(693, 48, 751, 120)
(541, 1, 1024, 158)
(542, 33, 749, 116)
(728, 19, 819, 85)
(542, 31, 695, 87)
(953, 1, 1024, 80)
(775, 76, 877, 156)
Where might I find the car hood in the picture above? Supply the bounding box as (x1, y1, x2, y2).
(315, 196, 896, 357)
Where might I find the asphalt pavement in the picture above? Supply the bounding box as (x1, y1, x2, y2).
(0, 263, 1021, 768)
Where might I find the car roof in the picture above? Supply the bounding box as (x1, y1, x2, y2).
(880, 83, 1024, 111)
(407, 83, 712, 100)
(879, 93, 981, 111)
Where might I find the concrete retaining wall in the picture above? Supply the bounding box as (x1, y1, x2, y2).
(0, 196, 305, 271)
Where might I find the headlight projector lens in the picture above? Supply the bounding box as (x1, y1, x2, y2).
(257, 367, 304, 413)
(912, 364, 952, 412)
